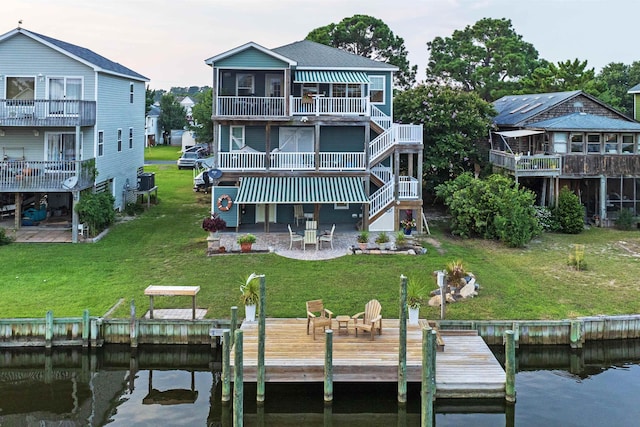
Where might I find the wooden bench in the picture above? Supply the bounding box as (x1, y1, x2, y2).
(419, 319, 445, 351)
(144, 285, 200, 319)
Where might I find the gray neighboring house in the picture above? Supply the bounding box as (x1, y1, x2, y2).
(0, 27, 149, 241)
(490, 90, 640, 224)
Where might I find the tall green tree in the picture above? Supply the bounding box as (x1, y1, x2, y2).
(592, 61, 640, 115)
(190, 88, 213, 143)
(394, 84, 495, 194)
(520, 59, 596, 94)
(158, 93, 187, 134)
(426, 18, 539, 101)
(145, 86, 156, 114)
(306, 14, 417, 89)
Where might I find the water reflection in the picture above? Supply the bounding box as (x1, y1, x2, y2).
(0, 341, 638, 426)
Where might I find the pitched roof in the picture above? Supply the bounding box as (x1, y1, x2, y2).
(0, 28, 148, 81)
(528, 112, 640, 131)
(272, 40, 397, 71)
(493, 91, 582, 126)
(628, 83, 640, 93)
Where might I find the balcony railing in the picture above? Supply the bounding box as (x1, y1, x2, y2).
(216, 96, 286, 116)
(398, 176, 421, 199)
(217, 151, 366, 171)
(490, 150, 562, 177)
(318, 152, 366, 170)
(291, 96, 368, 116)
(0, 159, 95, 191)
(0, 100, 96, 127)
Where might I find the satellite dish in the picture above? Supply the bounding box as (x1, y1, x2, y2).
(208, 169, 223, 180)
(62, 176, 78, 190)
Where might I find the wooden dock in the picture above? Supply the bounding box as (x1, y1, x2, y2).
(231, 318, 506, 398)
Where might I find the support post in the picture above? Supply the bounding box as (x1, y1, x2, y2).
(437, 271, 446, 320)
(257, 275, 266, 404)
(570, 320, 583, 349)
(130, 300, 138, 350)
(505, 330, 516, 403)
(324, 329, 333, 402)
(45, 310, 53, 349)
(230, 306, 238, 347)
(421, 327, 436, 427)
(398, 274, 407, 404)
(233, 329, 243, 427)
(82, 309, 90, 348)
(222, 329, 231, 403)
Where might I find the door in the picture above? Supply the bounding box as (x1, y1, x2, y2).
(48, 77, 82, 115)
(255, 204, 276, 223)
(46, 133, 77, 161)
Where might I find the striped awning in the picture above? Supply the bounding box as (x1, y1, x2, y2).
(294, 70, 370, 84)
(235, 176, 370, 204)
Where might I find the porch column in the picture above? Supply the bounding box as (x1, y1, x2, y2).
(394, 150, 400, 201)
(14, 192, 22, 230)
(600, 175, 607, 221)
(72, 190, 79, 243)
(265, 124, 271, 171)
(314, 124, 320, 172)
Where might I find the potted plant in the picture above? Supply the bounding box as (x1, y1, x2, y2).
(237, 233, 256, 253)
(445, 259, 467, 291)
(375, 231, 390, 249)
(356, 230, 369, 250)
(406, 278, 426, 325)
(395, 231, 407, 248)
(400, 216, 416, 235)
(240, 273, 260, 322)
(202, 212, 226, 253)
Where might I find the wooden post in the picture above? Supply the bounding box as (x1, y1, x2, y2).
(398, 274, 407, 404)
(230, 306, 238, 348)
(324, 329, 333, 402)
(421, 327, 435, 427)
(570, 320, 583, 349)
(233, 329, 243, 427)
(505, 330, 516, 403)
(130, 300, 138, 350)
(222, 329, 231, 403)
(257, 275, 266, 404)
(437, 271, 446, 320)
(82, 309, 90, 348)
(45, 310, 53, 349)
(324, 404, 333, 427)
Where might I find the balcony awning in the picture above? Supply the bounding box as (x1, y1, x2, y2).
(294, 71, 370, 84)
(235, 176, 369, 204)
(494, 130, 544, 138)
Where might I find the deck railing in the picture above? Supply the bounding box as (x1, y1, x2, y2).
(0, 159, 95, 191)
(291, 96, 368, 116)
(0, 99, 96, 126)
(218, 152, 265, 170)
(369, 180, 395, 219)
(490, 150, 562, 177)
(269, 152, 315, 170)
(216, 96, 286, 116)
(318, 152, 366, 170)
(398, 176, 420, 199)
(217, 151, 366, 171)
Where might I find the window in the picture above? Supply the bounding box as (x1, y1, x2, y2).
(587, 134, 601, 153)
(605, 134, 618, 153)
(302, 83, 319, 97)
(622, 134, 635, 154)
(332, 84, 362, 98)
(46, 133, 76, 161)
(129, 127, 133, 149)
(98, 131, 104, 156)
(48, 77, 82, 114)
(334, 202, 349, 210)
(265, 74, 282, 97)
(279, 128, 314, 152)
(552, 132, 567, 153)
(369, 76, 385, 103)
(236, 74, 254, 96)
(130, 83, 134, 103)
(6, 76, 35, 100)
(117, 128, 122, 152)
(230, 126, 245, 151)
(570, 134, 584, 153)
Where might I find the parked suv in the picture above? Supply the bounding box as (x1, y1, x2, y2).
(177, 150, 205, 169)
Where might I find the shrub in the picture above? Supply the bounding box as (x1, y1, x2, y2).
(74, 191, 116, 235)
(534, 205, 560, 232)
(375, 232, 390, 244)
(552, 187, 584, 234)
(615, 208, 635, 231)
(0, 228, 13, 246)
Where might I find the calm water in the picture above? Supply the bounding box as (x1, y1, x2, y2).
(0, 341, 639, 426)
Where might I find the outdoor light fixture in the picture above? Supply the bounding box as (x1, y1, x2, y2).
(38, 73, 44, 82)
(33, 129, 39, 136)
(0, 129, 5, 136)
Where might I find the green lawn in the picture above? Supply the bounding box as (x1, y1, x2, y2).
(2, 160, 640, 321)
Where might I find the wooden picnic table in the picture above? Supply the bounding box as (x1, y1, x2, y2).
(144, 285, 200, 319)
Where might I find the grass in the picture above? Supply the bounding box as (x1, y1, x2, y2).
(2, 158, 640, 321)
(144, 144, 183, 161)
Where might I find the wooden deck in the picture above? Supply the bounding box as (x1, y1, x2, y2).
(231, 318, 506, 398)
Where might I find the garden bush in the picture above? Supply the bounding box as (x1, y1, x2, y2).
(0, 227, 13, 245)
(74, 191, 116, 234)
(552, 187, 584, 234)
(615, 208, 635, 231)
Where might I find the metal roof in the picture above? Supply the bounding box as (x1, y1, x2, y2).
(493, 91, 582, 126)
(527, 112, 640, 131)
(235, 176, 369, 204)
(494, 130, 545, 138)
(294, 70, 370, 84)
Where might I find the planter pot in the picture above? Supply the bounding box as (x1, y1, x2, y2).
(207, 233, 221, 251)
(404, 228, 412, 235)
(358, 242, 367, 251)
(408, 307, 419, 325)
(240, 242, 253, 253)
(245, 304, 256, 322)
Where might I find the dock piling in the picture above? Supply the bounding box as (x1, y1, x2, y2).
(257, 275, 266, 404)
(233, 329, 243, 427)
(324, 329, 333, 402)
(398, 274, 407, 404)
(230, 306, 238, 347)
(222, 329, 231, 403)
(505, 330, 516, 403)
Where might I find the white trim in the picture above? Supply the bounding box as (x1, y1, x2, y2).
(205, 41, 297, 66)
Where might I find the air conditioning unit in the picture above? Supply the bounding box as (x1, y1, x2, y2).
(137, 173, 155, 191)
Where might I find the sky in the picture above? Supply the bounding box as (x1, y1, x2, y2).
(3, 0, 640, 90)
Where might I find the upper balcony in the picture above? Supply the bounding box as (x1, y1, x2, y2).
(0, 100, 97, 127)
(0, 159, 95, 192)
(215, 95, 369, 119)
(490, 150, 562, 177)
(217, 150, 366, 172)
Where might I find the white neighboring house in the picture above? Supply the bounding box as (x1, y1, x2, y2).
(178, 95, 195, 123)
(145, 104, 161, 147)
(0, 26, 149, 242)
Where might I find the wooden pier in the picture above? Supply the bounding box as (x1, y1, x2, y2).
(231, 318, 506, 398)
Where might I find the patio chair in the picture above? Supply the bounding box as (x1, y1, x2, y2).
(305, 220, 317, 230)
(318, 224, 335, 250)
(294, 205, 305, 227)
(352, 299, 383, 341)
(78, 223, 89, 238)
(306, 299, 333, 340)
(288, 224, 304, 250)
(303, 229, 318, 251)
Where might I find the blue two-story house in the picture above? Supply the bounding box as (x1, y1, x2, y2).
(0, 27, 148, 241)
(204, 40, 423, 232)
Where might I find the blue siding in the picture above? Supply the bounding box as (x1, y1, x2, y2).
(216, 47, 289, 68)
(368, 71, 393, 116)
(212, 186, 239, 227)
(320, 127, 365, 152)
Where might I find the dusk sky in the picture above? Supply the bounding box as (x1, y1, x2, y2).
(3, 0, 639, 89)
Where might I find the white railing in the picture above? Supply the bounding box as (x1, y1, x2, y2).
(399, 176, 420, 199)
(371, 165, 393, 184)
(394, 124, 423, 143)
(369, 180, 395, 219)
(270, 152, 315, 170)
(370, 105, 392, 130)
(318, 152, 366, 170)
(291, 96, 368, 116)
(370, 128, 394, 164)
(490, 150, 562, 176)
(218, 152, 265, 170)
(0, 159, 94, 191)
(216, 96, 286, 116)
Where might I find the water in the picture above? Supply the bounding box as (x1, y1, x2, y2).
(0, 342, 639, 426)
